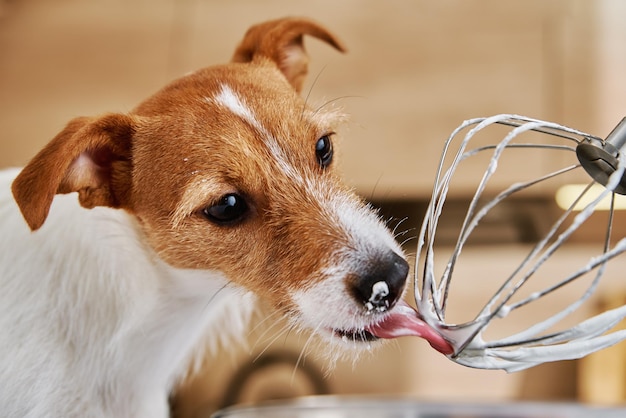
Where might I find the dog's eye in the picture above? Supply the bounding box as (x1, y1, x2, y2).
(315, 134, 333, 168)
(202, 194, 248, 225)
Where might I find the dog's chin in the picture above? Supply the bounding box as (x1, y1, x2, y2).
(314, 312, 392, 348)
(322, 313, 400, 345)
(312, 326, 381, 348)
(331, 327, 379, 343)
(308, 324, 386, 364)
(295, 310, 391, 350)
(300, 301, 454, 355)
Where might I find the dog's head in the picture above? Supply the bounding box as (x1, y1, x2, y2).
(11, 18, 451, 353)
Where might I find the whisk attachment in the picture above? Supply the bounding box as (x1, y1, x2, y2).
(414, 114, 626, 372)
(576, 117, 626, 194)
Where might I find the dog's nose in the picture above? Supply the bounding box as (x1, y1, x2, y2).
(352, 252, 409, 313)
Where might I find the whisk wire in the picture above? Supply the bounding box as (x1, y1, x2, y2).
(415, 114, 626, 371)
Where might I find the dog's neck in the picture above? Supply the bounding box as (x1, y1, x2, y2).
(114, 263, 249, 388)
(1, 185, 254, 416)
(88, 216, 255, 414)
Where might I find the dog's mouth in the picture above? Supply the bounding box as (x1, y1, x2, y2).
(333, 328, 378, 342)
(332, 301, 453, 355)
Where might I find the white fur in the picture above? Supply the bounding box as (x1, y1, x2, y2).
(214, 85, 260, 130)
(0, 169, 255, 418)
(213, 84, 303, 182)
(292, 192, 404, 338)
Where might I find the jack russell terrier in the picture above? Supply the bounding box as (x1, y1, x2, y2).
(0, 17, 451, 418)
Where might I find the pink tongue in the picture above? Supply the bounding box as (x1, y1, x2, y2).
(366, 301, 453, 355)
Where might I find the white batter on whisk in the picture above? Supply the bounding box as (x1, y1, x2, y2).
(413, 114, 626, 372)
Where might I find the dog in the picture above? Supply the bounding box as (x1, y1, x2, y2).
(0, 17, 451, 417)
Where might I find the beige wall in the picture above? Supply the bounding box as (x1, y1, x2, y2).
(1, 0, 621, 199)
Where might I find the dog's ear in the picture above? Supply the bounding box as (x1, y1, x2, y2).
(12, 113, 138, 231)
(231, 17, 346, 93)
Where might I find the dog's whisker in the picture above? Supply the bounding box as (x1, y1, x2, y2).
(381, 215, 394, 228)
(367, 174, 385, 202)
(403, 251, 417, 261)
(301, 65, 327, 120)
(394, 228, 414, 239)
(249, 311, 291, 347)
(249, 319, 286, 352)
(391, 216, 409, 235)
(292, 322, 324, 385)
(399, 235, 417, 248)
(312, 95, 361, 117)
(248, 307, 282, 333)
(202, 282, 233, 312)
(250, 311, 282, 336)
(252, 324, 293, 363)
(281, 320, 301, 347)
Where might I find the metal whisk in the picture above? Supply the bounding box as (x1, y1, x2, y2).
(414, 114, 626, 372)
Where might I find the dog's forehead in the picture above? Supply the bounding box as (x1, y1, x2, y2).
(204, 69, 333, 150)
(133, 63, 343, 219)
(210, 84, 318, 169)
(140, 64, 335, 157)
(194, 66, 340, 170)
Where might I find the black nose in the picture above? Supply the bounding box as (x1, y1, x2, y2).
(351, 252, 409, 313)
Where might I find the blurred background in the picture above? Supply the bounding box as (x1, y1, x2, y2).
(2, 1, 626, 417)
